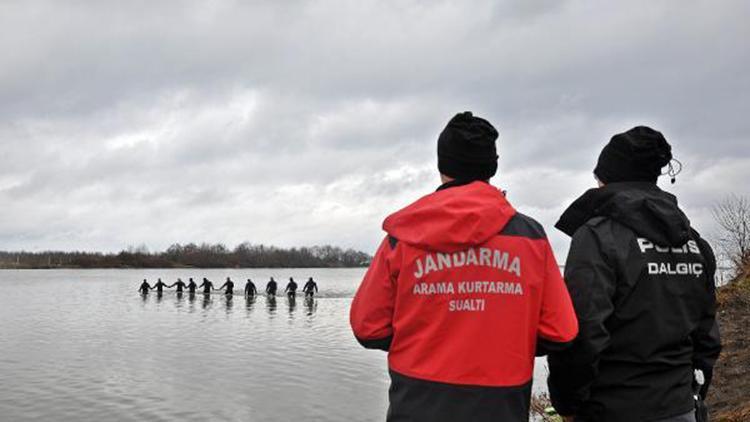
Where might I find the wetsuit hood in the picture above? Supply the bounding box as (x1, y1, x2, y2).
(556, 182, 692, 247)
(383, 181, 516, 253)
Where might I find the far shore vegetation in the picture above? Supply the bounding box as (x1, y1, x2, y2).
(0, 243, 372, 269)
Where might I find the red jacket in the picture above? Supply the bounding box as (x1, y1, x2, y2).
(350, 180, 578, 421)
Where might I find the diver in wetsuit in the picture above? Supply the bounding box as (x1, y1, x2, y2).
(138, 279, 151, 294)
(245, 279, 257, 297)
(217, 277, 234, 295)
(169, 278, 187, 293)
(266, 277, 278, 296)
(152, 278, 168, 293)
(187, 278, 197, 294)
(199, 278, 214, 294)
(285, 277, 298, 299)
(303, 277, 318, 298)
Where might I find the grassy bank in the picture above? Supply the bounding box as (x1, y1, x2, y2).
(707, 272, 750, 421)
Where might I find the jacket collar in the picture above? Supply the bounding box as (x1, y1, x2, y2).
(437, 179, 488, 192)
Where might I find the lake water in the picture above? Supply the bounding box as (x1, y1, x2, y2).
(0, 268, 548, 421)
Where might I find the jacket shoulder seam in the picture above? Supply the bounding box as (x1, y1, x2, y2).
(583, 216, 608, 227)
(500, 212, 547, 239)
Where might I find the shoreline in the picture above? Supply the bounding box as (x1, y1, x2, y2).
(0, 265, 369, 270)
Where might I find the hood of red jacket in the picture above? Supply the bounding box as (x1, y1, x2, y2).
(382, 181, 516, 253)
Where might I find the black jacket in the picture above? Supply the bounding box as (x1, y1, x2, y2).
(548, 182, 721, 422)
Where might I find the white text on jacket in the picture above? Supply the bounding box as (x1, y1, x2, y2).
(413, 247, 522, 278)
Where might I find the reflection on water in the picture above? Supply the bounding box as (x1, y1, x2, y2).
(266, 294, 278, 315)
(175, 291, 184, 311)
(0, 268, 390, 422)
(288, 294, 297, 314)
(245, 295, 256, 316)
(134, 291, 318, 318)
(225, 294, 234, 314)
(305, 296, 318, 316)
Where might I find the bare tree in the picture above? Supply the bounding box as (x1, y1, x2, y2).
(713, 194, 750, 280)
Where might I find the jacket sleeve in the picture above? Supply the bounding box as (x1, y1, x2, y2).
(548, 225, 616, 416)
(350, 236, 398, 351)
(536, 241, 579, 356)
(692, 237, 722, 399)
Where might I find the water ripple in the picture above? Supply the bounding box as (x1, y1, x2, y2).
(0, 269, 393, 422)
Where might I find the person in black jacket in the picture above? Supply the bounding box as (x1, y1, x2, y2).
(199, 278, 214, 295)
(303, 277, 318, 298)
(245, 279, 257, 297)
(217, 277, 234, 295)
(152, 278, 168, 294)
(285, 277, 298, 298)
(138, 279, 151, 294)
(266, 277, 278, 296)
(548, 126, 721, 422)
(168, 278, 187, 293)
(186, 278, 197, 295)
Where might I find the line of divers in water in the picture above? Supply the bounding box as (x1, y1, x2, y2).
(137, 277, 319, 299)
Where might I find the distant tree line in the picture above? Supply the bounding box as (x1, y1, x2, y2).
(0, 242, 372, 269)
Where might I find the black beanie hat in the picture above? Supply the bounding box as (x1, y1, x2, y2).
(594, 126, 672, 184)
(437, 111, 499, 181)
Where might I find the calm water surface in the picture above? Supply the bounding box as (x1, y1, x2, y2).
(0, 268, 547, 421)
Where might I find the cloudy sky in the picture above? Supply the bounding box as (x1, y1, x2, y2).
(0, 0, 748, 260)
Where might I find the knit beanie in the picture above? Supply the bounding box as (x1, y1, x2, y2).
(437, 111, 499, 181)
(594, 126, 672, 184)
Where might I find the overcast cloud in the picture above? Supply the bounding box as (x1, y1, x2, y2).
(0, 0, 748, 260)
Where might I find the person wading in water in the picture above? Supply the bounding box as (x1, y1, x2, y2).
(285, 277, 298, 299)
(217, 277, 234, 295)
(266, 277, 278, 296)
(303, 277, 318, 298)
(199, 278, 214, 295)
(152, 278, 168, 294)
(168, 278, 187, 293)
(138, 279, 151, 294)
(245, 279, 257, 297)
(186, 278, 197, 295)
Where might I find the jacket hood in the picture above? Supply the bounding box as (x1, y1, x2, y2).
(383, 181, 516, 253)
(556, 182, 692, 246)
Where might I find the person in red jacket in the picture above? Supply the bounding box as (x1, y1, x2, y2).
(350, 111, 579, 422)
